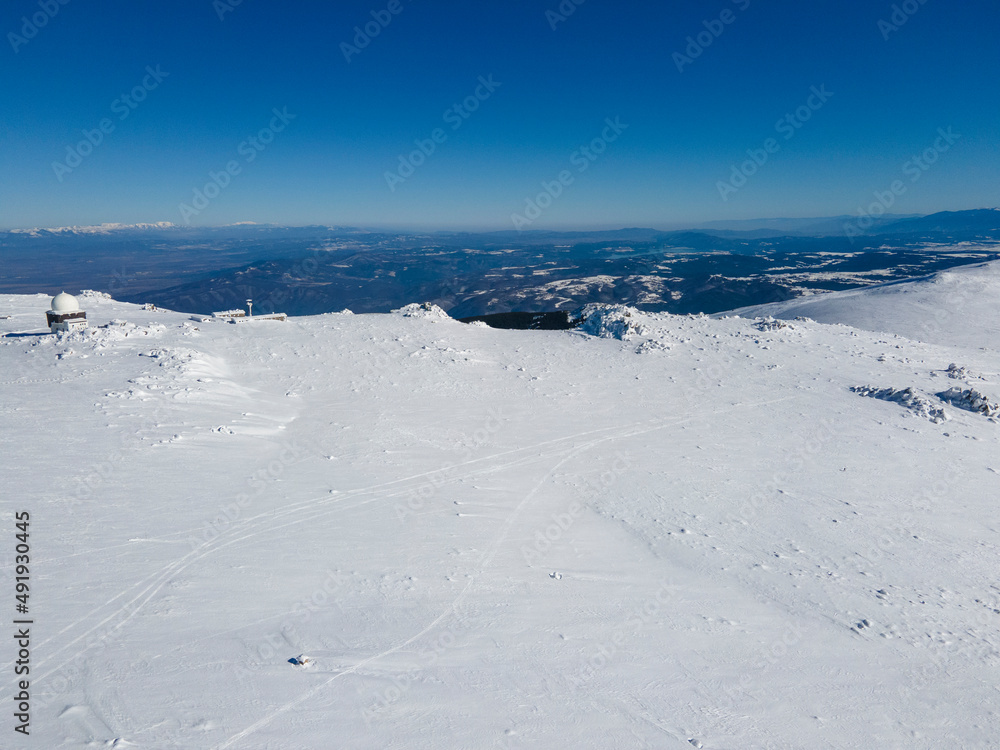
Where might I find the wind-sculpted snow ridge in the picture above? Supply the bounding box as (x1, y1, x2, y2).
(80, 289, 114, 300)
(391, 302, 453, 320)
(754, 316, 794, 332)
(850, 385, 951, 423)
(30, 318, 233, 406)
(138, 345, 228, 379)
(936, 386, 999, 418)
(106, 345, 231, 406)
(574, 303, 649, 340)
(634, 338, 670, 354)
(944, 362, 982, 381)
(34, 320, 169, 356)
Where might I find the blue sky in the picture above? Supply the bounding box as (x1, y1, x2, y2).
(1, 0, 997, 230)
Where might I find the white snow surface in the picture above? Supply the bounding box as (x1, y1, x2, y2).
(2, 264, 1000, 749)
(731, 259, 1000, 349)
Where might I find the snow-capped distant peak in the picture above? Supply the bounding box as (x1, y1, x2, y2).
(9, 222, 177, 236)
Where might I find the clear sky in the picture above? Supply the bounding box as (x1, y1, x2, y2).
(1, 0, 998, 230)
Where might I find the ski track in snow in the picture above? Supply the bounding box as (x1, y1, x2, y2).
(29, 397, 797, 702)
(213, 410, 740, 749)
(20, 420, 656, 677)
(24, 428, 619, 680)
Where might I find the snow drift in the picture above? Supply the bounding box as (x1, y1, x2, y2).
(732, 258, 1000, 348)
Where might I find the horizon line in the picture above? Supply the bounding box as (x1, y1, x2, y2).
(6, 207, 997, 235)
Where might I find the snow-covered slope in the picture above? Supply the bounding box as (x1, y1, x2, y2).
(731, 259, 1000, 348)
(1, 279, 999, 749)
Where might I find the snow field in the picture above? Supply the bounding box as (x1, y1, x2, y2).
(1, 263, 999, 748)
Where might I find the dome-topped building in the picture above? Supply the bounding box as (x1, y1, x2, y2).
(46, 292, 88, 333)
(51, 292, 81, 313)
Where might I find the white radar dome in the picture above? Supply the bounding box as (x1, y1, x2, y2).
(51, 292, 80, 313)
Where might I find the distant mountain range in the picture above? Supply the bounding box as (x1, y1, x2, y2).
(5, 208, 999, 241)
(876, 208, 1000, 234)
(2, 208, 999, 317)
(2, 222, 362, 242)
(7, 221, 180, 236)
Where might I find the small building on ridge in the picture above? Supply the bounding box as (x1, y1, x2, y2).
(46, 292, 88, 333)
